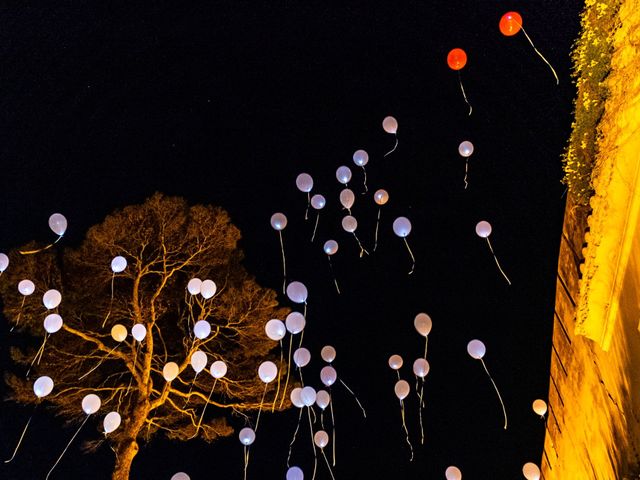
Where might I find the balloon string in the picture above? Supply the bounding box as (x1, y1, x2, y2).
(326, 257, 341, 295)
(26, 334, 49, 377)
(457, 72, 473, 116)
(399, 400, 414, 461)
(339, 378, 366, 418)
(311, 212, 320, 242)
(311, 449, 318, 480)
(396, 370, 401, 381)
(402, 237, 416, 275)
(280, 335, 293, 409)
(486, 238, 511, 285)
(125, 343, 141, 400)
(102, 273, 116, 328)
(305, 193, 310, 221)
(255, 382, 268, 432)
(464, 158, 469, 189)
(190, 378, 218, 438)
(374, 208, 381, 252)
(182, 372, 198, 408)
(243, 445, 250, 480)
(273, 341, 284, 412)
(417, 377, 425, 444)
(4, 403, 38, 463)
(423, 335, 429, 360)
(307, 408, 316, 457)
(298, 366, 305, 388)
(45, 414, 90, 480)
(78, 344, 119, 380)
(320, 410, 325, 430)
(384, 134, 398, 157)
(19, 235, 63, 255)
(279, 231, 287, 294)
(520, 26, 559, 85)
(352, 233, 369, 258)
(287, 407, 304, 467)
(321, 449, 336, 480)
(361, 166, 368, 193)
(329, 394, 336, 466)
(11, 296, 27, 332)
(480, 358, 508, 430)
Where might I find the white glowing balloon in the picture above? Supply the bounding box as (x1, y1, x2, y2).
(200, 279, 217, 299)
(392, 217, 412, 237)
(336, 166, 352, 185)
(33, 376, 54, 398)
(382, 116, 398, 134)
(314, 430, 329, 448)
(239, 427, 256, 446)
(43, 313, 63, 333)
(394, 380, 410, 400)
(110, 256, 127, 273)
(270, 212, 288, 231)
(290, 387, 304, 408)
(300, 386, 317, 407)
(163, 362, 179, 382)
(286, 281, 308, 304)
(414, 313, 432, 337)
(193, 320, 212, 339)
(341, 215, 357, 233)
(258, 361, 278, 383)
(210, 360, 227, 379)
(296, 173, 314, 193)
(316, 390, 330, 410)
(374, 189, 389, 205)
(445, 466, 462, 480)
(81, 394, 101, 414)
(0, 253, 9, 272)
(388, 354, 403, 370)
(522, 462, 541, 480)
(190, 350, 208, 373)
(458, 140, 474, 158)
(339, 188, 355, 210)
(18, 279, 35, 296)
(265, 319, 286, 341)
(293, 347, 311, 368)
(352, 149, 369, 167)
(532, 399, 547, 417)
(475, 220, 492, 238)
(311, 194, 326, 210)
(111, 324, 127, 342)
(320, 345, 336, 363)
(286, 466, 304, 480)
(467, 339, 486, 359)
(103, 411, 122, 434)
(42, 289, 62, 309)
(412, 358, 430, 378)
(171, 473, 190, 480)
(187, 278, 202, 295)
(48, 213, 68, 236)
(320, 366, 337, 386)
(285, 312, 305, 334)
(131, 323, 147, 342)
(323, 240, 338, 256)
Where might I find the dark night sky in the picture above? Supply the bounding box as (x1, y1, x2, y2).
(1, 1, 581, 479)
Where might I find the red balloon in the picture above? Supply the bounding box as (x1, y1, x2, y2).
(499, 11, 523, 36)
(446, 48, 467, 71)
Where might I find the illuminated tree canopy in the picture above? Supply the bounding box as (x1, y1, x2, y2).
(0, 193, 289, 479)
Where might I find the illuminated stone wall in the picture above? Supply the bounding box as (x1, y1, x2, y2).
(543, 0, 640, 478)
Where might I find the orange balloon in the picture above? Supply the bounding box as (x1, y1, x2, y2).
(446, 48, 467, 71)
(499, 11, 523, 36)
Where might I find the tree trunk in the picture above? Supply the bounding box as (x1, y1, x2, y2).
(112, 437, 139, 480)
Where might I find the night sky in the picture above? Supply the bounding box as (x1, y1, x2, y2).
(1, 1, 582, 479)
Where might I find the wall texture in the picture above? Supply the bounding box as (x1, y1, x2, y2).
(543, 0, 640, 478)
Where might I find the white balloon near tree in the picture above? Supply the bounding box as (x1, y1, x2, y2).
(103, 411, 122, 434)
(286, 281, 308, 304)
(200, 279, 217, 299)
(270, 212, 288, 294)
(467, 339, 508, 430)
(42, 289, 62, 309)
(265, 319, 286, 341)
(532, 399, 547, 418)
(522, 462, 541, 480)
(20, 213, 68, 255)
(295, 173, 314, 221)
(475, 220, 511, 285)
(239, 427, 256, 479)
(0, 252, 9, 275)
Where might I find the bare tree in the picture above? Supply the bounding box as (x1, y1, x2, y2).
(0, 193, 289, 479)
